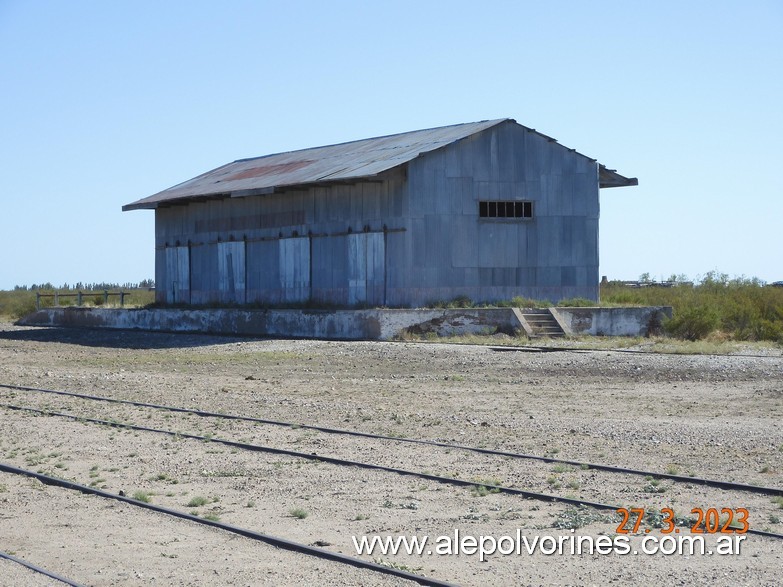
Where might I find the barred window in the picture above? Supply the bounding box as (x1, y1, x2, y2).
(479, 200, 532, 218)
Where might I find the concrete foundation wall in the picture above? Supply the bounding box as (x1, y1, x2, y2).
(19, 307, 520, 341)
(20, 306, 671, 340)
(553, 306, 672, 337)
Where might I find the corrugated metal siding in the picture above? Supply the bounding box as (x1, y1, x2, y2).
(396, 121, 600, 305)
(347, 233, 385, 305)
(163, 246, 190, 304)
(217, 241, 245, 303)
(279, 237, 310, 303)
(152, 121, 612, 307)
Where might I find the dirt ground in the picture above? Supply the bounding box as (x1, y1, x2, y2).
(0, 323, 781, 586)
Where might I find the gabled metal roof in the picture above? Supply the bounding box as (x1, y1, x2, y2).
(123, 119, 636, 211)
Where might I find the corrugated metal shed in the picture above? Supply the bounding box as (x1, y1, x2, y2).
(123, 119, 636, 211)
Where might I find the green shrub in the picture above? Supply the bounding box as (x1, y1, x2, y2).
(187, 496, 209, 507)
(664, 306, 720, 341)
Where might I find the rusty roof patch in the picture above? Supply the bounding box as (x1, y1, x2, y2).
(227, 160, 315, 182)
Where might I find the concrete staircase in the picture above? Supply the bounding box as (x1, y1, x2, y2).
(516, 309, 565, 338)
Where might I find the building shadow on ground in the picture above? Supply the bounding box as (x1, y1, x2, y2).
(0, 326, 266, 350)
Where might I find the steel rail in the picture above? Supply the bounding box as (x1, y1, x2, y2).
(0, 403, 783, 540)
(5, 403, 783, 541)
(0, 462, 459, 587)
(2, 383, 781, 498)
(485, 344, 783, 359)
(1, 403, 620, 511)
(0, 550, 87, 587)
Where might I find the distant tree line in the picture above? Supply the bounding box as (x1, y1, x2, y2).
(13, 279, 155, 291)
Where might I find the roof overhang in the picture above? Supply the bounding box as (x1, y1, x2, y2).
(599, 164, 638, 189)
(122, 174, 389, 211)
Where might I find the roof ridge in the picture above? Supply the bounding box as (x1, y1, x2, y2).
(232, 118, 510, 164)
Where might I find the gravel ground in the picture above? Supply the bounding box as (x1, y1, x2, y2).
(0, 323, 781, 586)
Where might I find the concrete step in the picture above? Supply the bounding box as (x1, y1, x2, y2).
(518, 309, 565, 338)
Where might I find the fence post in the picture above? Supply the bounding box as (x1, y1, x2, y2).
(104, 290, 109, 305)
(120, 292, 126, 307)
(54, 292, 59, 306)
(36, 292, 40, 311)
(77, 291, 82, 306)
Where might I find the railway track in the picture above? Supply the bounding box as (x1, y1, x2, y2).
(0, 549, 86, 587)
(0, 462, 458, 587)
(1, 393, 781, 540)
(2, 371, 782, 584)
(2, 383, 781, 498)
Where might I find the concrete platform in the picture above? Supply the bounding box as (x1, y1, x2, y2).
(18, 306, 672, 340)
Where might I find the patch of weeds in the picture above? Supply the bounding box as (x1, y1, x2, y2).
(25, 455, 45, 467)
(772, 496, 783, 509)
(245, 501, 256, 508)
(768, 514, 781, 524)
(353, 514, 369, 521)
(132, 491, 152, 503)
(290, 508, 309, 519)
(642, 477, 666, 494)
(553, 505, 612, 530)
(187, 496, 209, 507)
(470, 478, 502, 497)
(546, 476, 561, 490)
(374, 558, 423, 573)
(567, 480, 581, 490)
(552, 464, 572, 474)
(202, 513, 221, 522)
(0, 484, 7, 493)
(644, 509, 691, 529)
(665, 464, 680, 475)
(89, 478, 107, 487)
(580, 464, 590, 471)
(759, 465, 770, 474)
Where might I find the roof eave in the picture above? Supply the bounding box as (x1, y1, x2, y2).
(598, 165, 638, 189)
(122, 172, 392, 211)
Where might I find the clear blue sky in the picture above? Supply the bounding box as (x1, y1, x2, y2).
(1, 0, 781, 289)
